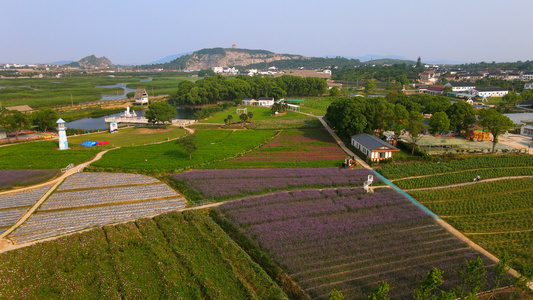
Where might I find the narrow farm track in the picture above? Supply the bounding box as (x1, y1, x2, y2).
(404, 175, 533, 192)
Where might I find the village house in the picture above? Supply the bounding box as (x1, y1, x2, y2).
(350, 133, 399, 162)
(134, 88, 149, 105)
(4, 105, 33, 114)
(423, 85, 445, 96)
(524, 82, 533, 90)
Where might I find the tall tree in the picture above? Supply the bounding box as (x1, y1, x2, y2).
(405, 111, 426, 155)
(227, 114, 233, 124)
(502, 91, 521, 105)
(455, 256, 486, 300)
(478, 109, 514, 152)
(31, 107, 59, 132)
(239, 112, 248, 123)
(364, 80, 376, 95)
(414, 267, 445, 300)
(429, 111, 450, 134)
(177, 134, 197, 160)
(445, 102, 476, 134)
(416, 56, 423, 73)
(145, 102, 177, 126)
(367, 282, 389, 300)
(4, 110, 30, 141)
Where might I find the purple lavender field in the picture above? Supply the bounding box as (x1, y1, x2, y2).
(171, 167, 378, 200)
(215, 187, 497, 299)
(0, 170, 58, 190)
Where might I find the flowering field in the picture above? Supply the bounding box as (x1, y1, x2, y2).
(170, 167, 377, 202)
(213, 187, 497, 299)
(0, 210, 287, 299)
(90, 129, 276, 173)
(205, 128, 349, 169)
(0, 170, 58, 190)
(410, 178, 533, 271)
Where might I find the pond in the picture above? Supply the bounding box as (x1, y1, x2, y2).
(65, 107, 198, 131)
(96, 83, 137, 101)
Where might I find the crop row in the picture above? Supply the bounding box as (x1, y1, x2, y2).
(57, 172, 159, 191)
(9, 197, 186, 243)
(0, 185, 51, 209)
(171, 167, 377, 201)
(0, 207, 28, 227)
(42, 183, 178, 210)
(446, 209, 533, 233)
(214, 187, 496, 299)
(395, 167, 533, 189)
(0, 170, 58, 190)
(409, 178, 533, 201)
(0, 210, 287, 299)
(377, 155, 533, 180)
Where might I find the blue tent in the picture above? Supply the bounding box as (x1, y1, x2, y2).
(80, 140, 98, 147)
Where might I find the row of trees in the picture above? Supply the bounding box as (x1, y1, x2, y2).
(0, 107, 59, 141)
(326, 93, 514, 154)
(169, 75, 328, 106)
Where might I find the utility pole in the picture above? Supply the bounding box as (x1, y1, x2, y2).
(71, 94, 73, 107)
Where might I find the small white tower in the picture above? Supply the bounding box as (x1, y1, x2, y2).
(57, 118, 68, 150)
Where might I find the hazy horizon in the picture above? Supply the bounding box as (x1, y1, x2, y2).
(2, 0, 532, 65)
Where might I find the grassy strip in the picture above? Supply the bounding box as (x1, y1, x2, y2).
(0, 141, 101, 170)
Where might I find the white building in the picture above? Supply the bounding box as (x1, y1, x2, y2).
(350, 133, 399, 162)
(134, 89, 149, 105)
(521, 72, 533, 81)
(211, 67, 223, 74)
(473, 87, 509, 98)
(444, 82, 476, 92)
(525, 82, 533, 90)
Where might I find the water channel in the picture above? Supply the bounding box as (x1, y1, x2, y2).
(65, 107, 197, 131)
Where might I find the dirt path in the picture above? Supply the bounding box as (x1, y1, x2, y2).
(390, 166, 533, 182)
(404, 175, 533, 192)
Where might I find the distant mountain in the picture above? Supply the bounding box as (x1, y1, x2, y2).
(150, 51, 193, 64)
(67, 55, 114, 69)
(49, 60, 73, 65)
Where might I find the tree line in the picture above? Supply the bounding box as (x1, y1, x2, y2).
(0, 107, 59, 142)
(169, 75, 328, 106)
(326, 93, 513, 154)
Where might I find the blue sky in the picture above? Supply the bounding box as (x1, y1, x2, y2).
(2, 0, 532, 64)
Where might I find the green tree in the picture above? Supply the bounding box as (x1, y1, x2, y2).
(443, 85, 452, 93)
(364, 80, 376, 95)
(455, 256, 487, 300)
(503, 91, 521, 105)
(31, 107, 59, 132)
(414, 267, 444, 300)
(367, 281, 389, 300)
(491, 251, 510, 298)
(392, 103, 409, 139)
(198, 69, 215, 77)
(145, 101, 177, 126)
(329, 86, 340, 97)
(177, 134, 197, 160)
(239, 112, 248, 123)
(478, 109, 514, 152)
(247, 111, 254, 121)
(3, 110, 31, 141)
(446, 102, 476, 134)
(396, 74, 409, 86)
(521, 89, 532, 101)
(227, 114, 233, 124)
(405, 111, 426, 155)
(328, 289, 344, 300)
(429, 111, 450, 134)
(416, 56, 423, 73)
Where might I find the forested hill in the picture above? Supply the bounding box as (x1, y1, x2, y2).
(144, 48, 417, 71)
(67, 55, 114, 69)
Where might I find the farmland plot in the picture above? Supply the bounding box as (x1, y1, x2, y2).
(0, 185, 52, 234)
(410, 178, 533, 270)
(0, 211, 287, 299)
(171, 167, 378, 203)
(213, 187, 497, 299)
(8, 173, 187, 244)
(205, 128, 349, 169)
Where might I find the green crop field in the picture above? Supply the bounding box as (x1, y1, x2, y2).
(68, 126, 187, 148)
(409, 178, 533, 271)
(0, 76, 191, 108)
(0, 141, 101, 170)
(0, 210, 287, 299)
(90, 129, 277, 173)
(205, 128, 348, 169)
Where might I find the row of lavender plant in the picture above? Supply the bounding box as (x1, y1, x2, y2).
(215, 187, 497, 299)
(0, 170, 58, 190)
(171, 167, 378, 200)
